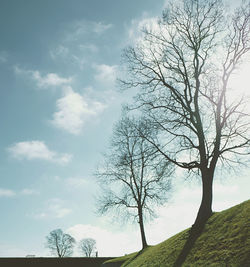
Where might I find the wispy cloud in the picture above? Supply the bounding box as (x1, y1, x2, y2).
(50, 45, 70, 60)
(47, 198, 72, 218)
(78, 44, 99, 53)
(0, 188, 39, 198)
(51, 87, 106, 135)
(0, 188, 16, 197)
(34, 198, 72, 219)
(0, 51, 8, 63)
(126, 15, 159, 44)
(65, 177, 88, 188)
(49, 20, 110, 68)
(14, 66, 72, 89)
(7, 141, 72, 165)
(91, 21, 113, 34)
(50, 43, 99, 68)
(20, 188, 39, 196)
(49, 45, 86, 70)
(93, 64, 117, 85)
(66, 20, 113, 42)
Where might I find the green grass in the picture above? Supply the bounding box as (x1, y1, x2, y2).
(103, 251, 138, 266)
(104, 199, 250, 267)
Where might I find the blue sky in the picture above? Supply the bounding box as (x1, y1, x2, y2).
(0, 0, 249, 257)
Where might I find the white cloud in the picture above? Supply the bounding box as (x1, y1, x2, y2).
(67, 20, 113, 41)
(35, 213, 47, 219)
(213, 173, 250, 211)
(50, 45, 86, 70)
(0, 51, 8, 63)
(7, 141, 72, 165)
(145, 187, 201, 245)
(65, 177, 88, 188)
(50, 43, 99, 70)
(0, 188, 16, 197)
(67, 224, 140, 257)
(50, 204, 72, 219)
(228, 61, 250, 99)
(50, 45, 70, 60)
(32, 72, 72, 88)
(20, 189, 39, 196)
(49, 20, 111, 69)
(34, 198, 72, 219)
(79, 43, 99, 53)
(127, 15, 159, 44)
(49, 18, 112, 70)
(14, 66, 72, 89)
(92, 21, 113, 34)
(93, 64, 117, 85)
(0, 188, 39, 198)
(51, 87, 106, 135)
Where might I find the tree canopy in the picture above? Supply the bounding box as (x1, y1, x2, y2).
(46, 229, 75, 257)
(96, 116, 173, 248)
(78, 238, 97, 257)
(120, 0, 250, 227)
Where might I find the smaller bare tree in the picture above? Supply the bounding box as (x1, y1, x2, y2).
(46, 229, 75, 257)
(96, 116, 173, 249)
(79, 238, 97, 257)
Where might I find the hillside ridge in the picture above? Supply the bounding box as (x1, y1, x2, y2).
(103, 199, 250, 267)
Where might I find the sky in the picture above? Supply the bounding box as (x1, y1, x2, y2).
(0, 0, 249, 258)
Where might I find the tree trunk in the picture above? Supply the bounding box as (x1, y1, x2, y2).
(193, 168, 214, 230)
(138, 207, 148, 249)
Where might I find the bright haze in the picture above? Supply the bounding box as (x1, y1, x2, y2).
(0, 0, 249, 257)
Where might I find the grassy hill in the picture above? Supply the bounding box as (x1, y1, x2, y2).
(103, 199, 250, 267)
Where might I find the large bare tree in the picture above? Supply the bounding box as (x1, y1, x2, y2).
(46, 229, 75, 257)
(96, 116, 173, 249)
(121, 0, 250, 229)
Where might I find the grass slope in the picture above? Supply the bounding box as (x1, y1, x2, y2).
(104, 199, 250, 267)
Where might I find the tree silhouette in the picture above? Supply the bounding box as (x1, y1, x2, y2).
(121, 0, 250, 229)
(78, 238, 96, 257)
(96, 116, 173, 249)
(46, 229, 75, 257)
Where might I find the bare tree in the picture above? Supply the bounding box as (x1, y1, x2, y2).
(46, 229, 75, 257)
(79, 238, 96, 257)
(120, 0, 250, 229)
(96, 116, 173, 249)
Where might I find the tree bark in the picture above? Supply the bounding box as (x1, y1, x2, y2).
(138, 207, 148, 249)
(193, 168, 214, 230)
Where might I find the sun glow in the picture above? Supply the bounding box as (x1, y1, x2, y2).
(228, 61, 250, 98)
